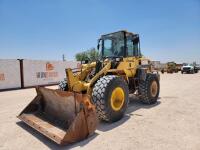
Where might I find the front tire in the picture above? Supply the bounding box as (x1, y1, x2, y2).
(139, 74, 160, 104)
(58, 80, 68, 91)
(92, 75, 129, 122)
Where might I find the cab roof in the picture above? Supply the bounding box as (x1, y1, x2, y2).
(101, 30, 138, 38)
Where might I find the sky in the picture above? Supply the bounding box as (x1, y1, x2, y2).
(0, 0, 200, 63)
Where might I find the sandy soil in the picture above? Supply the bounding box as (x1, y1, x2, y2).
(0, 72, 200, 150)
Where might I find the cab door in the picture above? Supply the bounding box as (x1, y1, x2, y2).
(125, 36, 140, 76)
(117, 35, 140, 77)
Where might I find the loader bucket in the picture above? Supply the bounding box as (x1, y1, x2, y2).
(17, 87, 98, 145)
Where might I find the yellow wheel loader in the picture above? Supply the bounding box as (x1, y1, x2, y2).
(18, 30, 160, 145)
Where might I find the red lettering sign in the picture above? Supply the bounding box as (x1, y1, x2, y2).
(0, 73, 5, 81)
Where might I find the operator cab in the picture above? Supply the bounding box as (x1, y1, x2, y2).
(98, 30, 141, 59)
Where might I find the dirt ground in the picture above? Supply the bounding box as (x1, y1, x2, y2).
(0, 72, 200, 150)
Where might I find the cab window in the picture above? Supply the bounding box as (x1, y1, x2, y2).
(133, 42, 139, 56)
(127, 39, 133, 56)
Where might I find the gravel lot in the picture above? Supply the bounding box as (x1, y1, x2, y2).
(0, 72, 200, 150)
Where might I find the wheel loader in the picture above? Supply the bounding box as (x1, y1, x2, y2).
(166, 62, 179, 73)
(161, 62, 179, 74)
(18, 30, 160, 145)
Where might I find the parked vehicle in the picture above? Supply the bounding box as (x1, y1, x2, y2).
(18, 30, 160, 145)
(181, 63, 198, 74)
(194, 65, 200, 73)
(161, 62, 179, 74)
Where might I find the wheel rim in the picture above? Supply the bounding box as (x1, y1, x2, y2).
(150, 81, 158, 97)
(111, 87, 125, 111)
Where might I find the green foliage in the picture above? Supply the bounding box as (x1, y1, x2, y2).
(75, 48, 99, 61)
(75, 52, 89, 61)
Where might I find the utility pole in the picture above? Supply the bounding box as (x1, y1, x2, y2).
(62, 54, 66, 61)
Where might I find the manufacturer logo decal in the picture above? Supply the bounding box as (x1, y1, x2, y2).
(36, 62, 58, 79)
(46, 62, 54, 71)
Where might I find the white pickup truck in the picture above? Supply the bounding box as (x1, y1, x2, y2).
(181, 64, 199, 74)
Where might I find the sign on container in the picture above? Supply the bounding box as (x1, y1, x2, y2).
(23, 60, 79, 87)
(0, 59, 21, 90)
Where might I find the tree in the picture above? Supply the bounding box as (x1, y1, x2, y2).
(75, 52, 89, 61)
(88, 48, 99, 61)
(75, 48, 99, 61)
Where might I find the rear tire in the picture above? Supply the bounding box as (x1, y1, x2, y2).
(92, 75, 129, 122)
(139, 74, 160, 104)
